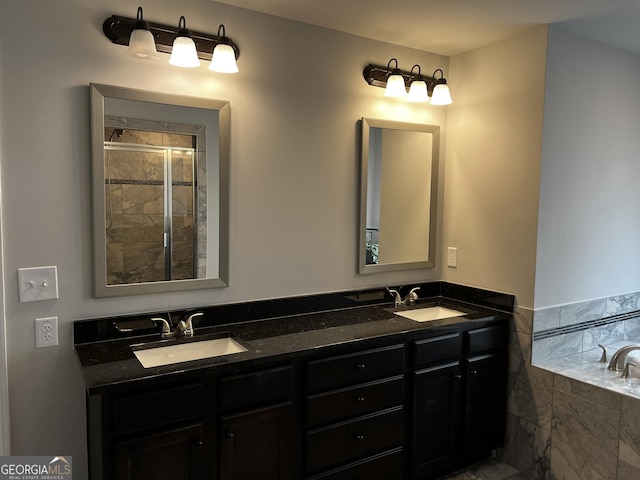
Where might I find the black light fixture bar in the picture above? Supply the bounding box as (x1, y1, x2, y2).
(363, 64, 437, 94)
(103, 15, 240, 61)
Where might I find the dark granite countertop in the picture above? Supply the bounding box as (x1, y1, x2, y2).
(75, 284, 513, 395)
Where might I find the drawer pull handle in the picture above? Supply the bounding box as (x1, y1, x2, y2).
(354, 434, 365, 442)
(355, 396, 366, 403)
(355, 363, 366, 370)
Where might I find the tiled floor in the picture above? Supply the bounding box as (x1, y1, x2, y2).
(440, 459, 525, 480)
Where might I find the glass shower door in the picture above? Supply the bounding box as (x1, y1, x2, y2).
(104, 141, 196, 285)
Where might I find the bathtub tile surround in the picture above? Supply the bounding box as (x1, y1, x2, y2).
(532, 292, 640, 364)
(502, 306, 552, 480)
(513, 292, 640, 480)
(551, 388, 620, 479)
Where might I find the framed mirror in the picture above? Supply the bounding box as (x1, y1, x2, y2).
(359, 118, 440, 274)
(90, 84, 229, 296)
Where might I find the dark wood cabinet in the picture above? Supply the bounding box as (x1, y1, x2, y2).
(219, 402, 293, 480)
(218, 366, 295, 480)
(411, 324, 508, 479)
(304, 345, 405, 478)
(114, 423, 205, 480)
(465, 352, 507, 461)
(412, 361, 463, 478)
(86, 317, 508, 480)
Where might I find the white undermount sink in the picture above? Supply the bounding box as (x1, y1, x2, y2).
(133, 337, 248, 368)
(394, 306, 466, 322)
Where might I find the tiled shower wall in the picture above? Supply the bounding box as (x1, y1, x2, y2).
(504, 294, 640, 480)
(104, 116, 207, 284)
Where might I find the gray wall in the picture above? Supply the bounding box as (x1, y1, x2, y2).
(535, 27, 640, 309)
(0, 0, 448, 477)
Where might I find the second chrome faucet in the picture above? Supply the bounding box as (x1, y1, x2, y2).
(387, 287, 420, 308)
(152, 312, 204, 339)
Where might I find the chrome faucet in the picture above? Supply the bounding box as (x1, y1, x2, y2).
(607, 345, 640, 371)
(387, 287, 420, 308)
(151, 312, 204, 339)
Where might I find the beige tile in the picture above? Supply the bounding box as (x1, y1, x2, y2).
(617, 460, 640, 480)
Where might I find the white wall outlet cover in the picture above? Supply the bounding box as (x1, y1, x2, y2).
(35, 316, 59, 348)
(18, 266, 59, 303)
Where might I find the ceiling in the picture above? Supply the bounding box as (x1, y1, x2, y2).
(213, 0, 640, 57)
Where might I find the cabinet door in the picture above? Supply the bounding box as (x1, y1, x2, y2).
(219, 402, 293, 480)
(412, 361, 462, 479)
(114, 424, 204, 480)
(465, 352, 506, 461)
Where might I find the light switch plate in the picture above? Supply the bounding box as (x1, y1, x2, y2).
(18, 266, 59, 303)
(447, 247, 458, 268)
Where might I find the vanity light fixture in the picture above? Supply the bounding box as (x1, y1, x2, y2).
(383, 58, 407, 98)
(103, 8, 241, 71)
(407, 65, 429, 103)
(363, 61, 453, 105)
(209, 25, 239, 73)
(169, 16, 201, 68)
(429, 69, 453, 105)
(127, 7, 158, 60)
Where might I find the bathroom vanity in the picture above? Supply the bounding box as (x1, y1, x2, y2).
(74, 283, 512, 480)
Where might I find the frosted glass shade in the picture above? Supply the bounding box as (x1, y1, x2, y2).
(169, 36, 201, 68)
(127, 29, 158, 60)
(384, 74, 407, 97)
(209, 44, 239, 73)
(430, 84, 453, 105)
(407, 80, 429, 102)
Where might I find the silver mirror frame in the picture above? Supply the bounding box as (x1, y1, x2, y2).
(90, 83, 230, 296)
(359, 117, 440, 274)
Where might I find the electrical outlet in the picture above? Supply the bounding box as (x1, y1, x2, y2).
(35, 316, 59, 348)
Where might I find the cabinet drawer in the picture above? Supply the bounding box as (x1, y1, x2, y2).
(306, 345, 404, 393)
(220, 365, 292, 413)
(305, 406, 403, 474)
(466, 324, 508, 355)
(307, 448, 403, 480)
(413, 333, 462, 367)
(113, 383, 203, 435)
(306, 376, 404, 427)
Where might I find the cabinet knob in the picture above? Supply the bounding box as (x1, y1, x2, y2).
(355, 363, 366, 370)
(470, 370, 479, 376)
(190, 439, 203, 450)
(355, 396, 366, 403)
(453, 374, 462, 380)
(225, 431, 234, 439)
(354, 433, 365, 442)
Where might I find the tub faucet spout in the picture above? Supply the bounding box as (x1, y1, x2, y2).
(607, 345, 640, 371)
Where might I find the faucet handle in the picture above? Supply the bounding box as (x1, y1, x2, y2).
(386, 288, 402, 307)
(623, 362, 637, 379)
(408, 287, 420, 305)
(182, 311, 204, 336)
(597, 344, 607, 363)
(151, 317, 172, 336)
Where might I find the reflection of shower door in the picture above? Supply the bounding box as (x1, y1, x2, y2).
(104, 143, 196, 285)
